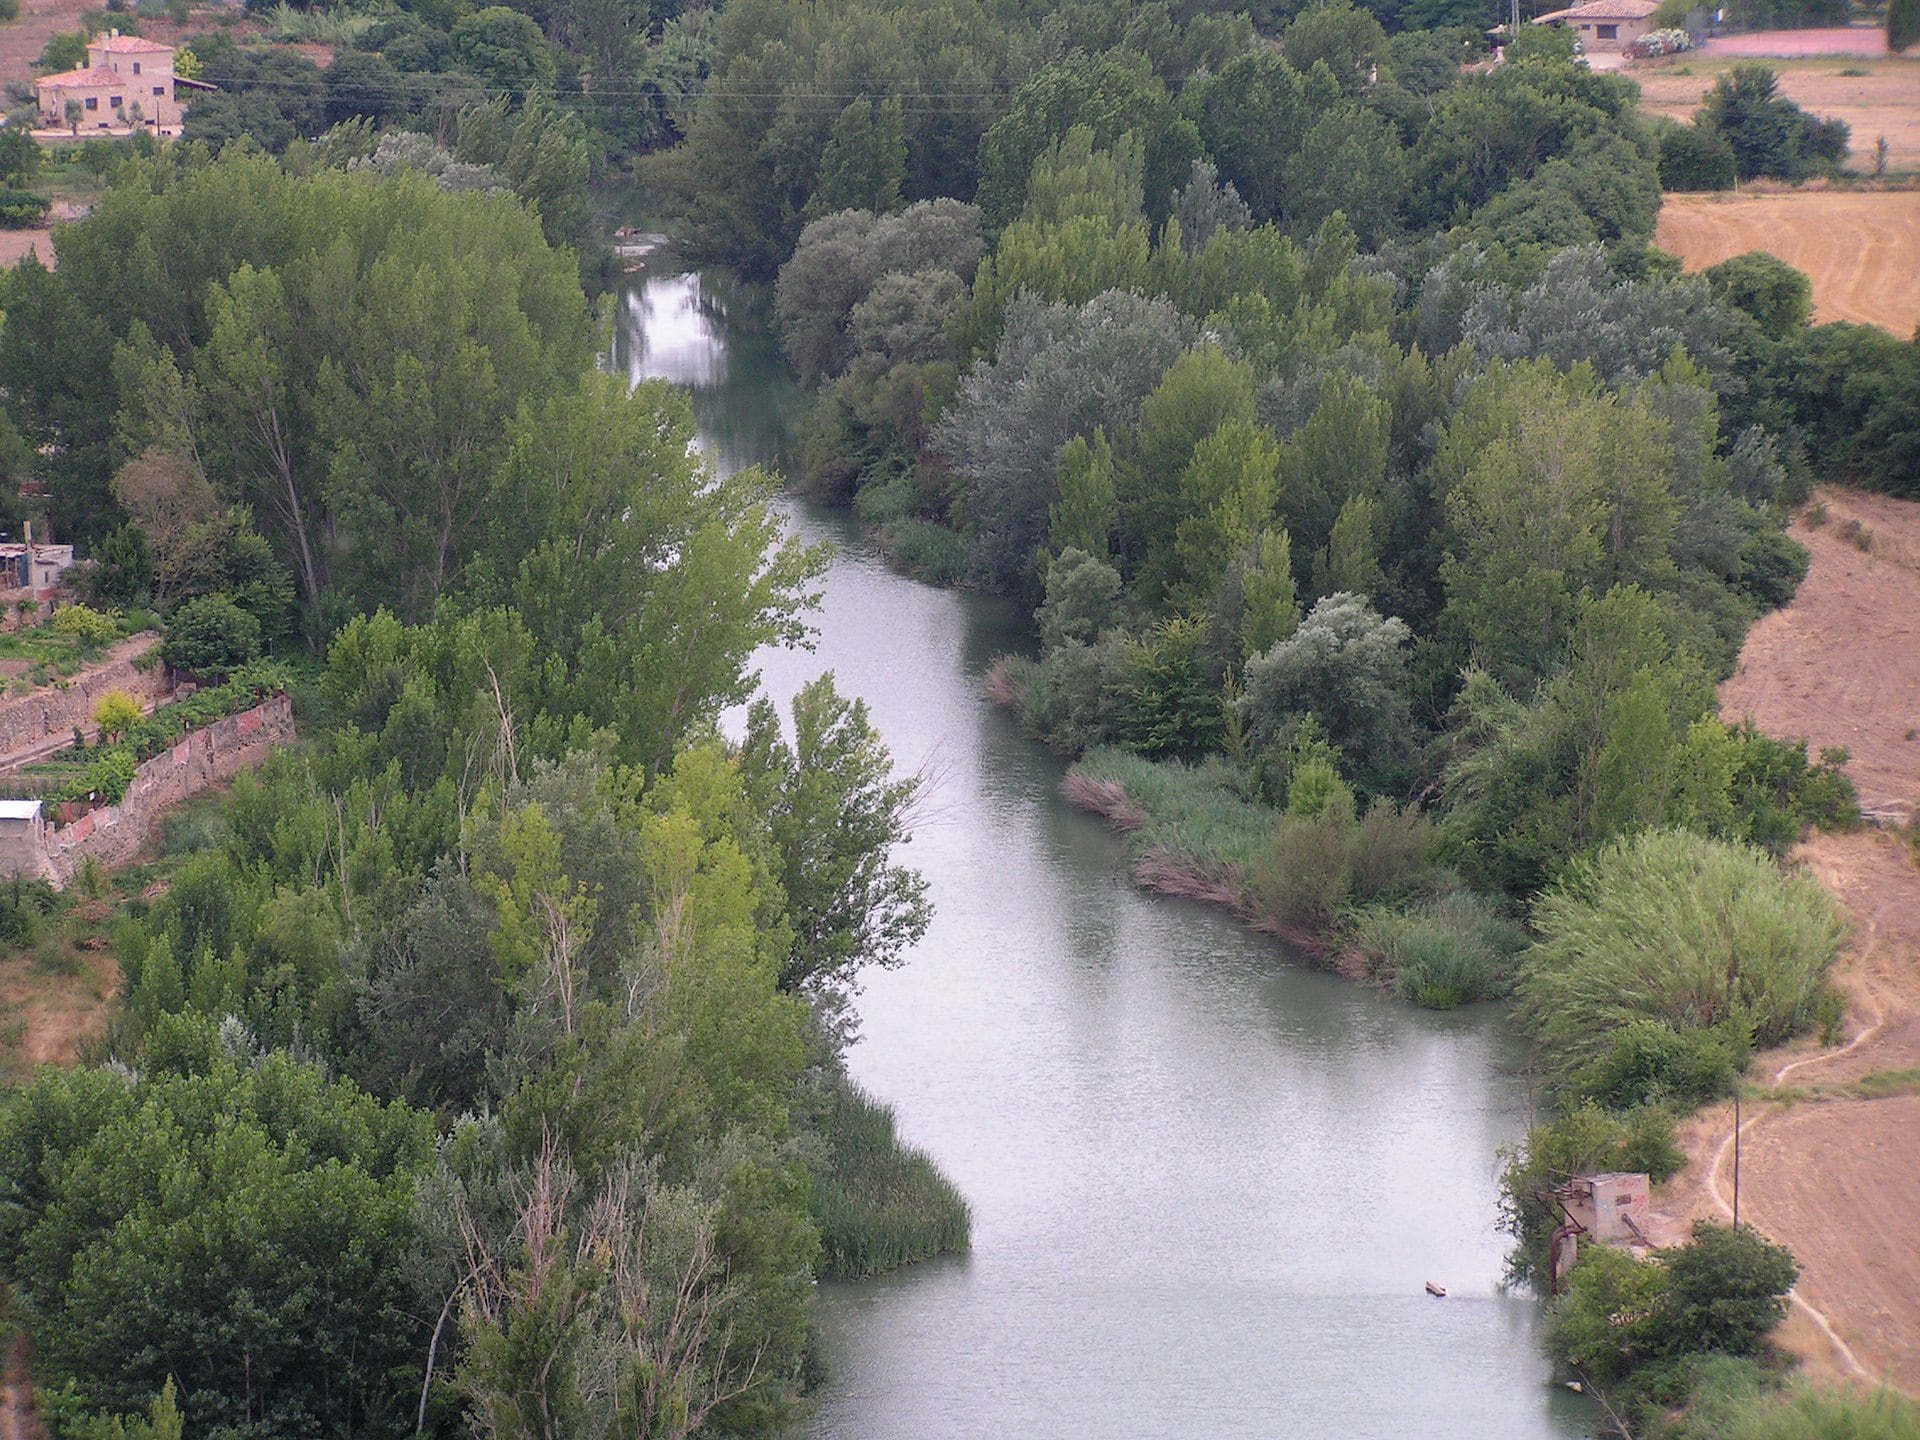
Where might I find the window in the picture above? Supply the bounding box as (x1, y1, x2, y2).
(133, 61, 142, 74)
(1596, 21, 1618, 35)
(153, 85, 164, 95)
(110, 95, 123, 107)
(84, 96, 97, 110)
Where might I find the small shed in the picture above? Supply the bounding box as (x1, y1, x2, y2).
(0, 798, 46, 845)
(1562, 1171, 1652, 1245)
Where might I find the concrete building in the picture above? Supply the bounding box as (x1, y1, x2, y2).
(35, 32, 185, 135)
(1532, 0, 1661, 52)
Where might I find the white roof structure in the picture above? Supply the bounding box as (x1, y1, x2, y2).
(0, 800, 44, 822)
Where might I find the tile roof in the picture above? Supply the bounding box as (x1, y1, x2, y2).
(1534, 0, 1660, 16)
(35, 66, 125, 87)
(92, 34, 174, 52)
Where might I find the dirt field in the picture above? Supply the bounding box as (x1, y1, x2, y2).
(1722, 488, 1920, 822)
(1657, 191, 1920, 334)
(1651, 489, 1920, 1397)
(1636, 53, 1920, 173)
(0, 942, 115, 1080)
(0, 0, 91, 92)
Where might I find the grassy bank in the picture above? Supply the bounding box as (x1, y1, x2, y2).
(806, 1074, 971, 1280)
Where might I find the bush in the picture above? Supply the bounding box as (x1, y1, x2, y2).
(0, 189, 50, 230)
(1521, 830, 1847, 1088)
(1353, 891, 1527, 1009)
(52, 604, 120, 647)
(1659, 1221, 1798, 1360)
(161, 594, 260, 676)
(1657, 119, 1737, 192)
(1572, 1019, 1744, 1110)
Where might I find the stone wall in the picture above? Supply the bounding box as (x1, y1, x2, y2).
(43, 693, 294, 884)
(0, 633, 167, 759)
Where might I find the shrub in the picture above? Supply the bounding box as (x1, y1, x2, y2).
(161, 594, 260, 676)
(1657, 1221, 1798, 1360)
(0, 189, 50, 230)
(1657, 119, 1737, 192)
(1521, 830, 1847, 1087)
(1250, 803, 1355, 932)
(1354, 891, 1527, 1009)
(1546, 1245, 1665, 1384)
(1572, 1019, 1744, 1110)
(52, 604, 120, 646)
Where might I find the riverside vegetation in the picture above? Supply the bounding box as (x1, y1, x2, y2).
(712, 1, 1911, 1430)
(0, 151, 970, 1440)
(3, 0, 1917, 1434)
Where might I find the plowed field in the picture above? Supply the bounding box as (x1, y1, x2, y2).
(1656, 191, 1920, 334)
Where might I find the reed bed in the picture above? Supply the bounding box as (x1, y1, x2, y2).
(809, 1077, 971, 1280)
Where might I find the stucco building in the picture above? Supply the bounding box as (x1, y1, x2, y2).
(1532, 0, 1661, 52)
(35, 32, 185, 135)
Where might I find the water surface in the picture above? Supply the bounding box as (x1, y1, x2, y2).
(611, 268, 1593, 1440)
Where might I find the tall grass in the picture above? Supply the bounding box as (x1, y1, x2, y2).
(1664, 1368, 1920, 1440)
(260, 3, 377, 44)
(1351, 891, 1527, 1009)
(809, 1076, 970, 1280)
(1064, 748, 1275, 883)
(1522, 830, 1846, 1086)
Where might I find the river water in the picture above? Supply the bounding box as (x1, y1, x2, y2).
(610, 270, 1594, 1440)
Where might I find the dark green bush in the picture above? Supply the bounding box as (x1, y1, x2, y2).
(161, 594, 261, 676)
(1573, 1019, 1744, 1110)
(0, 189, 50, 230)
(1657, 120, 1737, 191)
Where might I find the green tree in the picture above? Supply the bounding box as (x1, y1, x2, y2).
(1241, 591, 1412, 776)
(1893, 0, 1919, 51)
(973, 50, 1202, 236)
(91, 689, 142, 743)
(0, 1020, 435, 1438)
(1050, 430, 1120, 562)
(739, 675, 932, 1001)
(478, 373, 826, 775)
(451, 6, 557, 94)
(810, 97, 907, 218)
(1281, 0, 1389, 96)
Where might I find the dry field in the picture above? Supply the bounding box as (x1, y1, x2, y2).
(1657, 190, 1920, 333)
(1650, 488, 1920, 1397)
(0, 0, 91, 93)
(1635, 53, 1920, 172)
(1722, 487, 1920, 819)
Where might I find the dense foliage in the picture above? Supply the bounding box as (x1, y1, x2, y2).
(0, 148, 956, 1440)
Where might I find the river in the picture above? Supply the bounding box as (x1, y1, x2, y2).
(610, 269, 1595, 1439)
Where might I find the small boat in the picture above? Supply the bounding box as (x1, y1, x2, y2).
(1425, 1281, 1447, 1298)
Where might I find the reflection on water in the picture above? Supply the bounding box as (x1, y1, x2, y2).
(610, 269, 1594, 1440)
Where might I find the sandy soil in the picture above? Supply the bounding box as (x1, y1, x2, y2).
(1657, 191, 1920, 334)
(1722, 488, 1920, 824)
(0, 231, 53, 269)
(1650, 489, 1920, 1396)
(0, 944, 115, 1078)
(0, 1333, 44, 1440)
(1635, 53, 1920, 173)
(1703, 26, 1892, 57)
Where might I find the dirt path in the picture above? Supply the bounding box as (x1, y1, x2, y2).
(1651, 489, 1920, 1396)
(1657, 192, 1920, 335)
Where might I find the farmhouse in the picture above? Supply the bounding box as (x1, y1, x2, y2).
(1531, 0, 1660, 52)
(35, 32, 187, 136)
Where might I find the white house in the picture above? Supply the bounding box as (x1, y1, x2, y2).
(35, 32, 185, 135)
